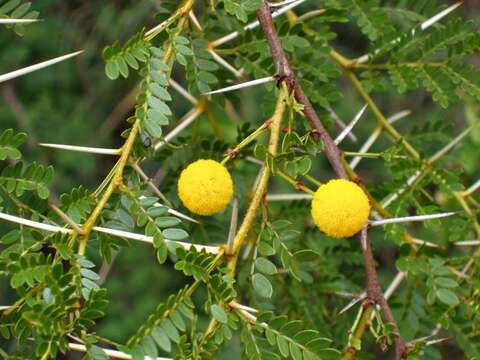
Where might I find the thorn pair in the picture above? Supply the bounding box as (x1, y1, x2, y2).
(0, 211, 217, 253)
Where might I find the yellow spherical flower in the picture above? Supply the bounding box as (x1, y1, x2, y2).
(178, 159, 233, 216)
(311, 179, 370, 238)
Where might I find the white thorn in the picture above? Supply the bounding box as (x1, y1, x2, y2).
(229, 301, 258, 313)
(454, 240, 480, 246)
(382, 125, 472, 208)
(138, 195, 200, 224)
(154, 107, 204, 151)
(0, 18, 39, 24)
(339, 292, 366, 315)
(210, 0, 307, 47)
(460, 258, 474, 277)
(0, 211, 72, 234)
(169, 79, 198, 105)
(0, 306, 11, 311)
(266, 193, 313, 201)
(0, 211, 212, 252)
(356, 2, 463, 64)
(412, 238, 440, 248)
(384, 272, 406, 300)
(246, 156, 265, 166)
(167, 208, 200, 224)
(381, 170, 421, 208)
(334, 291, 362, 299)
(0, 50, 84, 84)
(208, 49, 244, 78)
(146, 20, 169, 37)
(145, 11, 182, 38)
(463, 178, 480, 197)
(429, 125, 473, 163)
(365, 271, 407, 321)
(268, 0, 299, 7)
(188, 11, 203, 31)
(297, 9, 326, 22)
(203, 76, 275, 95)
(349, 110, 410, 169)
(39, 143, 121, 155)
(329, 107, 357, 142)
(421, 2, 463, 31)
(334, 105, 367, 145)
(68, 342, 172, 360)
(449, 266, 469, 279)
(370, 212, 456, 227)
(237, 307, 261, 324)
(93, 226, 220, 254)
(425, 338, 451, 346)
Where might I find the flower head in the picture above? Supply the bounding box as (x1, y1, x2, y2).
(178, 159, 233, 216)
(311, 179, 370, 238)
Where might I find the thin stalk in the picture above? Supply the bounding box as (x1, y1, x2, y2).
(78, 1, 196, 255)
(49, 203, 83, 234)
(131, 162, 171, 206)
(277, 170, 315, 195)
(342, 302, 375, 360)
(221, 118, 272, 165)
(303, 173, 322, 187)
(77, 120, 140, 255)
(344, 151, 407, 160)
(228, 86, 288, 261)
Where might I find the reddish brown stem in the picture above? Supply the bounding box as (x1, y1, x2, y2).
(257, 2, 406, 358)
(360, 228, 407, 359)
(257, 3, 347, 179)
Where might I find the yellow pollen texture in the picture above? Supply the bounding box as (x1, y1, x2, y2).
(178, 159, 233, 216)
(311, 179, 370, 238)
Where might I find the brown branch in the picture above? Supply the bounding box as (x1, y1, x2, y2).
(360, 227, 407, 359)
(257, 3, 347, 179)
(257, 3, 406, 358)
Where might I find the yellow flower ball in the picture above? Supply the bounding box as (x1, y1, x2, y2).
(311, 179, 370, 238)
(177, 159, 233, 216)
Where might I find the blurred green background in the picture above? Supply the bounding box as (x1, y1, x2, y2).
(0, 1, 479, 358)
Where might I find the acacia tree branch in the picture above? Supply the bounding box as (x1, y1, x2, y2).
(256, 3, 406, 358)
(77, 0, 196, 255)
(360, 227, 407, 359)
(257, 3, 347, 179)
(201, 86, 288, 345)
(228, 85, 288, 270)
(342, 301, 375, 360)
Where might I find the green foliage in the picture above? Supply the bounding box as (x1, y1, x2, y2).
(135, 46, 174, 139)
(243, 312, 340, 359)
(349, 0, 394, 41)
(362, 17, 480, 108)
(0, 0, 38, 36)
(175, 248, 216, 281)
(0, 129, 26, 161)
(0, 161, 53, 199)
(102, 30, 149, 80)
(222, 0, 262, 23)
(124, 194, 189, 264)
(59, 186, 95, 224)
(186, 38, 220, 94)
(125, 284, 196, 357)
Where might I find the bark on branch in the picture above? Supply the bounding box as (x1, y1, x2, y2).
(256, 3, 407, 358)
(257, 3, 348, 179)
(360, 228, 407, 359)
